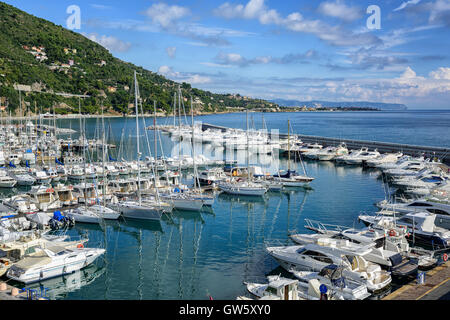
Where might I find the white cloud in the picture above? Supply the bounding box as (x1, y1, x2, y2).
(214, 0, 380, 47)
(158, 66, 212, 84)
(84, 33, 131, 52)
(317, 1, 362, 21)
(166, 46, 176, 58)
(429, 67, 450, 79)
(393, 0, 421, 12)
(143, 3, 190, 29)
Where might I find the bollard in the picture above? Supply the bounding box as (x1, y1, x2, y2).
(0, 282, 7, 291)
(11, 287, 19, 296)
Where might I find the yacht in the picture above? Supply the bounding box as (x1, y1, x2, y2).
(2, 194, 39, 214)
(344, 149, 380, 165)
(358, 212, 450, 249)
(27, 185, 61, 211)
(266, 243, 392, 292)
(290, 230, 418, 278)
(290, 265, 372, 300)
(0, 170, 17, 188)
(375, 197, 450, 229)
(316, 144, 348, 161)
(8, 169, 36, 186)
(6, 245, 105, 284)
(366, 152, 403, 168)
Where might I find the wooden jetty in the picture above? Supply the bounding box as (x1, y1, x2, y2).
(383, 261, 450, 300)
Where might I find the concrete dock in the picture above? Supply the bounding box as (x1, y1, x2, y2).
(383, 261, 450, 300)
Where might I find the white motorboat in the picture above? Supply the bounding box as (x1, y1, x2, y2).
(316, 144, 348, 161)
(344, 149, 380, 165)
(358, 212, 450, 249)
(2, 194, 39, 214)
(33, 170, 52, 185)
(218, 180, 267, 196)
(290, 264, 371, 300)
(27, 185, 61, 212)
(0, 169, 17, 188)
(266, 243, 392, 292)
(8, 170, 36, 186)
(366, 152, 403, 168)
(6, 245, 105, 284)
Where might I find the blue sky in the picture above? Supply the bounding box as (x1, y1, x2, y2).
(4, 0, 450, 108)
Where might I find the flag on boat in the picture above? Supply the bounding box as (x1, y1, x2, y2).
(55, 158, 64, 165)
(109, 155, 117, 162)
(8, 161, 16, 168)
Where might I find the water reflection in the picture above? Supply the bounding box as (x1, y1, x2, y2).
(25, 264, 106, 300)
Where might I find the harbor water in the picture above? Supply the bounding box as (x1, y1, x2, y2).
(2, 110, 448, 299)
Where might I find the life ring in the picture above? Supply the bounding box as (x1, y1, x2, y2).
(389, 230, 396, 237)
(77, 243, 84, 249)
(443, 253, 448, 262)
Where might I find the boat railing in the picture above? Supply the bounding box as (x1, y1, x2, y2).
(304, 219, 349, 234)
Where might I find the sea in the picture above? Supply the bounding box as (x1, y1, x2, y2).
(2, 109, 449, 300)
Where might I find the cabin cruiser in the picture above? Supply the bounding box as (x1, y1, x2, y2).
(53, 184, 78, 206)
(196, 168, 227, 187)
(335, 148, 368, 164)
(0, 170, 17, 188)
(0, 235, 87, 277)
(2, 194, 39, 214)
(6, 245, 105, 284)
(315, 144, 348, 161)
(366, 152, 403, 168)
(290, 229, 418, 278)
(290, 265, 372, 300)
(242, 276, 326, 300)
(375, 197, 450, 229)
(27, 185, 61, 212)
(33, 170, 52, 185)
(297, 143, 323, 154)
(8, 169, 36, 186)
(68, 166, 84, 181)
(358, 212, 450, 249)
(344, 149, 380, 165)
(266, 243, 392, 292)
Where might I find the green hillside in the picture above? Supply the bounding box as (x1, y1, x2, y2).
(0, 1, 278, 115)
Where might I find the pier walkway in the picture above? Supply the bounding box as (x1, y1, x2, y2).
(383, 261, 450, 300)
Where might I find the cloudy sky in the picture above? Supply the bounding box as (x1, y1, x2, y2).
(6, 0, 450, 108)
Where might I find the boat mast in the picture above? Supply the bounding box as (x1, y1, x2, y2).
(287, 120, 290, 172)
(134, 70, 142, 206)
(246, 109, 250, 184)
(153, 100, 158, 188)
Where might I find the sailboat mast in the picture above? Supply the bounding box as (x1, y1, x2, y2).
(287, 120, 291, 172)
(246, 109, 250, 182)
(134, 71, 142, 206)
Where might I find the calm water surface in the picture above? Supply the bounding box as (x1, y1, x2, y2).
(5, 110, 445, 299)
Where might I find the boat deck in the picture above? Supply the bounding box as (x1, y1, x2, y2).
(383, 261, 450, 300)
